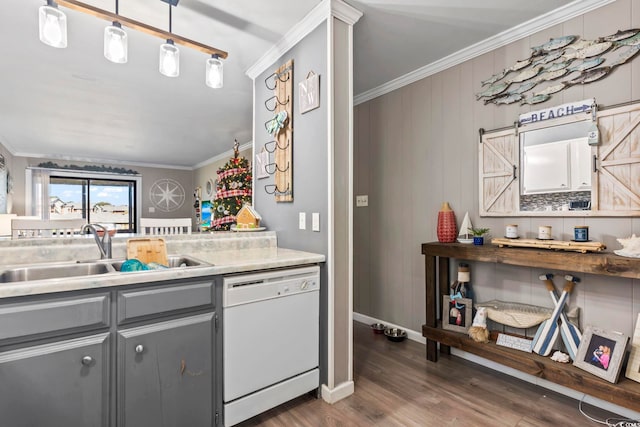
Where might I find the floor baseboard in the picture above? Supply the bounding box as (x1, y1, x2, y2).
(321, 380, 354, 404)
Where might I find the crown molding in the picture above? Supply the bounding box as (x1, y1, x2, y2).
(246, 0, 362, 80)
(331, 0, 363, 26)
(192, 141, 253, 170)
(354, 0, 615, 106)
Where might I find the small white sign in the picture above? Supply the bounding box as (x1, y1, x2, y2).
(496, 333, 533, 353)
(519, 98, 594, 126)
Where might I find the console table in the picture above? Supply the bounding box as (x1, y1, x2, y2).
(421, 242, 640, 411)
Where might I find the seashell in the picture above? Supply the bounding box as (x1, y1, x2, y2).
(615, 234, 640, 257)
(551, 351, 571, 363)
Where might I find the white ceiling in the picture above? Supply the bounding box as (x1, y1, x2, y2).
(1, 0, 579, 169)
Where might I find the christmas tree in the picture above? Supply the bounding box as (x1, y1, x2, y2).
(211, 140, 252, 231)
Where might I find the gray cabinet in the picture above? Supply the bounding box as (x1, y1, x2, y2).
(0, 276, 219, 427)
(117, 313, 214, 427)
(0, 333, 110, 427)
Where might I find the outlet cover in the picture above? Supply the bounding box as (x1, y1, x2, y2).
(299, 212, 306, 230)
(356, 195, 368, 207)
(312, 213, 320, 231)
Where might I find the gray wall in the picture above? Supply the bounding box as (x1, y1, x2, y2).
(253, 21, 330, 383)
(9, 156, 195, 221)
(253, 22, 328, 256)
(354, 0, 640, 338)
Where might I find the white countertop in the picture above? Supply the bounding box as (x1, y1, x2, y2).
(0, 232, 325, 298)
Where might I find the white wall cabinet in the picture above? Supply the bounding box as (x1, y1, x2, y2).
(522, 140, 570, 194)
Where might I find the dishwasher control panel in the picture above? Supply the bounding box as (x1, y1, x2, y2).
(223, 266, 320, 307)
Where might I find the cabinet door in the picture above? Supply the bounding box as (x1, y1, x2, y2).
(570, 138, 593, 191)
(117, 313, 214, 427)
(522, 141, 570, 194)
(0, 333, 110, 427)
(593, 104, 640, 214)
(479, 129, 519, 216)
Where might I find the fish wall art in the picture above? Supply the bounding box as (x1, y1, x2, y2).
(477, 29, 640, 106)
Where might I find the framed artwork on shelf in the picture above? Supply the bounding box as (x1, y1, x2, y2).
(573, 326, 629, 384)
(299, 71, 319, 114)
(625, 314, 640, 384)
(442, 295, 472, 333)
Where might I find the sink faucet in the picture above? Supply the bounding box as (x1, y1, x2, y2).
(82, 224, 112, 259)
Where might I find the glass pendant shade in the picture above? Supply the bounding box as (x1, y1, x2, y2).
(38, 4, 67, 48)
(205, 56, 223, 88)
(104, 22, 128, 63)
(159, 41, 180, 77)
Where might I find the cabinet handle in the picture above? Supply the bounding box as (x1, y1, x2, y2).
(135, 344, 144, 354)
(513, 165, 517, 180)
(593, 155, 598, 172)
(81, 356, 93, 366)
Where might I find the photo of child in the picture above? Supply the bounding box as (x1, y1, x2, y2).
(585, 336, 617, 371)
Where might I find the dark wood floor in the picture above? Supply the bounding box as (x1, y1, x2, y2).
(238, 321, 627, 426)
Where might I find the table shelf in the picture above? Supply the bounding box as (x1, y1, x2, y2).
(421, 242, 640, 412)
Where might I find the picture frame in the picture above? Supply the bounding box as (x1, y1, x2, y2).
(442, 295, 472, 333)
(298, 71, 319, 114)
(625, 313, 640, 384)
(573, 326, 629, 384)
(200, 200, 212, 230)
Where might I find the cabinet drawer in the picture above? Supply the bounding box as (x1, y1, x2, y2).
(0, 293, 110, 343)
(117, 281, 214, 324)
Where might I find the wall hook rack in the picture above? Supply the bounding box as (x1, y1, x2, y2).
(265, 161, 290, 175)
(264, 139, 290, 153)
(264, 183, 290, 195)
(264, 67, 292, 90)
(264, 95, 290, 112)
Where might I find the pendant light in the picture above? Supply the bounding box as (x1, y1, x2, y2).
(39, 0, 67, 48)
(159, 40, 180, 77)
(104, 22, 127, 63)
(103, 1, 127, 63)
(205, 55, 223, 88)
(159, 3, 179, 77)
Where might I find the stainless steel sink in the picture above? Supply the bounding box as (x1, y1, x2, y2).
(0, 255, 210, 284)
(110, 255, 209, 271)
(0, 262, 115, 283)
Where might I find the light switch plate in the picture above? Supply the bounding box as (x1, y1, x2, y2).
(356, 195, 368, 207)
(312, 213, 320, 231)
(148, 207, 155, 213)
(299, 212, 306, 230)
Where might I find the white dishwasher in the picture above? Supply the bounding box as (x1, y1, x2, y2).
(223, 265, 320, 426)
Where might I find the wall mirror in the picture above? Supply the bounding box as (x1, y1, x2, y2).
(519, 119, 593, 213)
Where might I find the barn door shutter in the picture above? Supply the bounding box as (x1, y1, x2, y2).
(479, 129, 519, 216)
(593, 104, 640, 214)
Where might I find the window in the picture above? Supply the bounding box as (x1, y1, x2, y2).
(26, 168, 141, 233)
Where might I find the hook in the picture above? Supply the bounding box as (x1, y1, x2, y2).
(264, 95, 290, 112)
(265, 161, 290, 175)
(264, 139, 290, 153)
(264, 69, 291, 90)
(264, 183, 290, 195)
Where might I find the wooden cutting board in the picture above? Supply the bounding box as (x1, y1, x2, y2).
(126, 238, 168, 265)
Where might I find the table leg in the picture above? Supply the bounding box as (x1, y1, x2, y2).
(425, 254, 438, 361)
